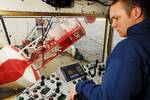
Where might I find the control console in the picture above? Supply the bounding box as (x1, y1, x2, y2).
(17, 61, 105, 100)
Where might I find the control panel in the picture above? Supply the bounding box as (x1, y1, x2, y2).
(16, 61, 105, 100)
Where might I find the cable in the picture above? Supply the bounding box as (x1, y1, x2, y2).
(43, 17, 53, 41)
(86, 0, 112, 6)
(0, 16, 11, 45)
(97, 0, 112, 6)
(88, 59, 98, 77)
(37, 17, 53, 69)
(40, 16, 45, 67)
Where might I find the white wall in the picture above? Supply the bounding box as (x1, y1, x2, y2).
(74, 18, 106, 62)
(0, 18, 36, 45)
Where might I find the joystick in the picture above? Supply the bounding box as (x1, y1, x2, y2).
(40, 75, 45, 86)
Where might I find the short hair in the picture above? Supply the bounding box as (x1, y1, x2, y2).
(111, 0, 150, 18)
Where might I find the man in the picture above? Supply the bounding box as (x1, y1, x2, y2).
(70, 0, 150, 100)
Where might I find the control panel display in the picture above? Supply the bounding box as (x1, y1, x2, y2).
(60, 63, 85, 81)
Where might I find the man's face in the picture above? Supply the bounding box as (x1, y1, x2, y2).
(109, 2, 136, 37)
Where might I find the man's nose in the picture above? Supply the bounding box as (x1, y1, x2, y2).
(111, 20, 116, 28)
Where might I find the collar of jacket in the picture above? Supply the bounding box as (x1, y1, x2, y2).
(127, 18, 150, 37)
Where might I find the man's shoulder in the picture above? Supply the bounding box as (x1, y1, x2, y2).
(114, 38, 136, 51)
(111, 38, 141, 60)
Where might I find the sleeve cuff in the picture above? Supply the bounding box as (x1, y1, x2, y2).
(75, 80, 95, 94)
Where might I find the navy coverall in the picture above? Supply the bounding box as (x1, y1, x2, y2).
(76, 19, 150, 100)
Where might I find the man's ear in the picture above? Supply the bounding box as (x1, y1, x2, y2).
(131, 6, 143, 19)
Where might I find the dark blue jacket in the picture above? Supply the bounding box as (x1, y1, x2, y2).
(76, 19, 150, 100)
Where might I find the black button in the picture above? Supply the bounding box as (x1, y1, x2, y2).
(58, 94, 66, 100)
(25, 90, 29, 94)
(33, 89, 37, 93)
(34, 94, 39, 98)
(51, 74, 55, 77)
(55, 87, 60, 93)
(55, 77, 60, 80)
(51, 93, 56, 97)
(18, 96, 24, 100)
(72, 80, 76, 84)
(28, 97, 34, 100)
(51, 80, 55, 83)
(37, 86, 41, 89)
(40, 87, 50, 95)
(56, 82, 62, 87)
(46, 76, 50, 80)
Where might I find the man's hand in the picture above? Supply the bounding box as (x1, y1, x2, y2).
(69, 86, 77, 100)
